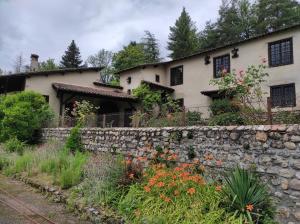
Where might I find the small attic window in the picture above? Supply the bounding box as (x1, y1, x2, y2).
(155, 74, 160, 83)
(127, 77, 132, 84)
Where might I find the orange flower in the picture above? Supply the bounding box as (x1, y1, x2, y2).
(174, 190, 180, 196)
(168, 181, 176, 187)
(144, 186, 151, 192)
(156, 181, 165, 188)
(215, 185, 222, 192)
(246, 204, 254, 212)
(174, 167, 183, 172)
(164, 197, 171, 203)
(187, 187, 196, 195)
(148, 178, 157, 186)
(129, 173, 134, 179)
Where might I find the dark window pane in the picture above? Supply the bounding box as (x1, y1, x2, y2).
(214, 54, 230, 78)
(170, 66, 183, 86)
(271, 84, 295, 107)
(269, 38, 293, 67)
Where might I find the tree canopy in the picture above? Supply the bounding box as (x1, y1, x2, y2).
(167, 7, 199, 59)
(112, 42, 146, 72)
(39, 58, 58, 71)
(198, 0, 300, 50)
(142, 31, 161, 63)
(60, 40, 83, 68)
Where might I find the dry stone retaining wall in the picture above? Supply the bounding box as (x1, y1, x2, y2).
(42, 125, 300, 223)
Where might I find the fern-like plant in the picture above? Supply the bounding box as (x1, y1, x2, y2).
(222, 167, 276, 224)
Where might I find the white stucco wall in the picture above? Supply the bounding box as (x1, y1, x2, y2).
(25, 71, 100, 115)
(118, 28, 300, 118)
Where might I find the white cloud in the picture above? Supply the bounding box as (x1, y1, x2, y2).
(0, 0, 222, 71)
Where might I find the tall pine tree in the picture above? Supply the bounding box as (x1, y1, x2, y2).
(167, 7, 199, 59)
(255, 0, 300, 33)
(142, 31, 161, 63)
(60, 40, 83, 68)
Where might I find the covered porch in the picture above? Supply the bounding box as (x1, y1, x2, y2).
(52, 83, 138, 127)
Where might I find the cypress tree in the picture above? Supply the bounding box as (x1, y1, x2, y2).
(167, 7, 199, 59)
(60, 40, 83, 68)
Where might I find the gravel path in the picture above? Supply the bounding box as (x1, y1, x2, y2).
(0, 174, 91, 224)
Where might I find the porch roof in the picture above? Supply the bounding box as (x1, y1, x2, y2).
(141, 80, 174, 93)
(52, 82, 137, 101)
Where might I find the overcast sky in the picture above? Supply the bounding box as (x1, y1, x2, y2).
(0, 0, 222, 71)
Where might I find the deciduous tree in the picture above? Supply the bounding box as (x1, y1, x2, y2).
(39, 58, 58, 71)
(112, 42, 146, 72)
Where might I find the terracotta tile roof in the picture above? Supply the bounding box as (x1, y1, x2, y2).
(117, 23, 300, 74)
(141, 80, 174, 92)
(6, 67, 102, 78)
(52, 82, 137, 101)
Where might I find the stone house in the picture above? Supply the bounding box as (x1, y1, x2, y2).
(118, 24, 300, 117)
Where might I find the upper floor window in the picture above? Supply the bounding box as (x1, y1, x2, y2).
(270, 83, 296, 107)
(127, 77, 131, 84)
(268, 38, 293, 67)
(213, 54, 230, 78)
(155, 74, 160, 83)
(127, 89, 131, 95)
(170, 65, 183, 86)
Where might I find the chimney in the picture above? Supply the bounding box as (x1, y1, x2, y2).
(30, 54, 39, 71)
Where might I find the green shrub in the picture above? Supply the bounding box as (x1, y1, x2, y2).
(273, 111, 300, 124)
(5, 151, 35, 175)
(59, 151, 88, 189)
(65, 124, 83, 153)
(4, 137, 26, 155)
(222, 167, 275, 223)
(0, 91, 53, 143)
(118, 164, 239, 224)
(0, 157, 10, 170)
(186, 111, 203, 125)
(209, 112, 244, 126)
(210, 99, 239, 116)
(71, 154, 128, 207)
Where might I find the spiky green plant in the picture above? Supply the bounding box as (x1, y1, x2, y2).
(222, 167, 276, 223)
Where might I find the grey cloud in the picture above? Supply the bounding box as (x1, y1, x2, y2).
(0, 0, 222, 71)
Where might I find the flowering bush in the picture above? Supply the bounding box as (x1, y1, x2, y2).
(119, 163, 240, 223)
(209, 61, 269, 125)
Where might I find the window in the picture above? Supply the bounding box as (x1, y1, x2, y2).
(43, 95, 49, 103)
(270, 83, 296, 107)
(170, 65, 183, 86)
(155, 74, 160, 83)
(127, 77, 131, 84)
(127, 89, 131, 95)
(268, 38, 293, 67)
(213, 54, 230, 78)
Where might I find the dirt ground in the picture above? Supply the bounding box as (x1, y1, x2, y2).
(0, 174, 91, 224)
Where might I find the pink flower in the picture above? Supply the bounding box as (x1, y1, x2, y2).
(261, 57, 267, 63)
